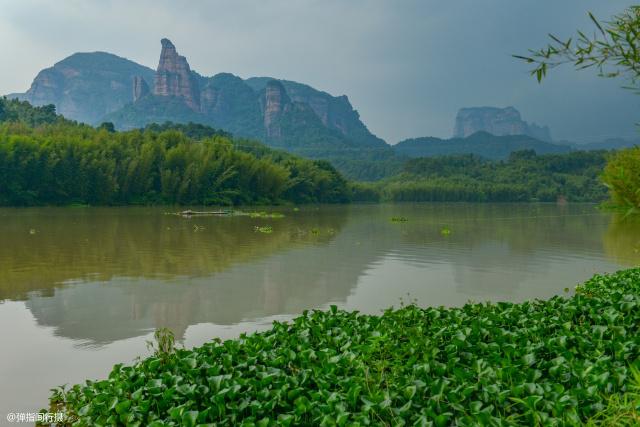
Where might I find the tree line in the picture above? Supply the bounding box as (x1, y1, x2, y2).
(0, 97, 627, 207)
(0, 99, 350, 206)
(351, 150, 611, 203)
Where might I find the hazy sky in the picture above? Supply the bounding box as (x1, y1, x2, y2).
(0, 0, 637, 143)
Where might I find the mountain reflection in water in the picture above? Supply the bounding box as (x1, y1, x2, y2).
(0, 204, 637, 347)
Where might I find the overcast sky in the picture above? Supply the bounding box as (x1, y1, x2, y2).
(0, 0, 637, 143)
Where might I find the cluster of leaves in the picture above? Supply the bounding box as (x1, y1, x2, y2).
(602, 146, 640, 215)
(515, 6, 640, 89)
(45, 268, 639, 426)
(377, 150, 610, 203)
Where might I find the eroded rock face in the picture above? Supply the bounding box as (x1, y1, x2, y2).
(153, 38, 200, 111)
(263, 80, 291, 138)
(132, 76, 149, 102)
(453, 106, 552, 141)
(12, 52, 155, 124)
(11, 39, 387, 150)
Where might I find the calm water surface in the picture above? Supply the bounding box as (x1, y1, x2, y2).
(1, 203, 639, 419)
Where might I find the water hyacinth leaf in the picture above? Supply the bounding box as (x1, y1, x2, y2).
(40, 268, 640, 426)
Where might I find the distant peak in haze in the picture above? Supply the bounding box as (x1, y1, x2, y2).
(453, 106, 552, 142)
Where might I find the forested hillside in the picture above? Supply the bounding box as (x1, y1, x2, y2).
(0, 98, 615, 206)
(0, 98, 350, 206)
(379, 150, 609, 202)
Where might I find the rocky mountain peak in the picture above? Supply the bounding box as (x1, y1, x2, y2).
(453, 106, 552, 142)
(153, 38, 200, 111)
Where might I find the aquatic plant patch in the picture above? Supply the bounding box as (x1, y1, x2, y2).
(44, 269, 640, 426)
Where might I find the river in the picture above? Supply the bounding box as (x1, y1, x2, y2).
(0, 203, 638, 419)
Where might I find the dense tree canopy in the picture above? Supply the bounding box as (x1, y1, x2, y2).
(0, 98, 618, 206)
(377, 150, 610, 203)
(0, 102, 351, 206)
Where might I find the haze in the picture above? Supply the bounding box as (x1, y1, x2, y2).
(0, 0, 637, 143)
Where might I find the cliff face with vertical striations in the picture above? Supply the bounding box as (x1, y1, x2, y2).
(9, 38, 388, 158)
(262, 80, 291, 139)
(153, 39, 201, 111)
(453, 107, 552, 142)
(132, 76, 149, 102)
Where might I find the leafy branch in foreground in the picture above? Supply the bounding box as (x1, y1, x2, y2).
(514, 6, 640, 88)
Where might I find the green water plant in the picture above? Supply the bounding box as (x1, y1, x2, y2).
(248, 212, 285, 219)
(390, 216, 408, 223)
(254, 226, 273, 234)
(43, 268, 640, 426)
(146, 328, 178, 362)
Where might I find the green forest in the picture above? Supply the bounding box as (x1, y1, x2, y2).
(375, 150, 610, 203)
(0, 98, 350, 206)
(0, 97, 623, 207)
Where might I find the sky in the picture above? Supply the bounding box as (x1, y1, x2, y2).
(0, 0, 637, 143)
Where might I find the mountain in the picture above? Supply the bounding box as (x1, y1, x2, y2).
(565, 137, 640, 151)
(453, 106, 552, 142)
(394, 131, 571, 160)
(9, 38, 386, 159)
(10, 52, 155, 125)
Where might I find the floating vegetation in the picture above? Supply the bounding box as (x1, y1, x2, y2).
(175, 209, 234, 217)
(169, 210, 285, 219)
(248, 211, 285, 219)
(293, 207, 300, 212)
(254, 225, 273, 234)
(390, 216, 409, 222)
(43, 268, 640, 425)
(310, 228, 321, 235)
(440, 226, 452, 236)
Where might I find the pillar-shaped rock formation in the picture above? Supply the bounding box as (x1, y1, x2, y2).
(153, 38, 200, 111)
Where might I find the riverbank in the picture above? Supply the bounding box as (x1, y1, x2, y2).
(40, 268, 640, 425)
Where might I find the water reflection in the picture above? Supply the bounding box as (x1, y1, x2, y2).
(2, 203, 639, 417)
(603, 214, 640, 266)
(0, 206, 347, 300)
(0, 204, 638, 348)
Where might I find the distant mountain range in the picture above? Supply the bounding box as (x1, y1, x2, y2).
(394, 132, 571, 160)
(6, 39, 637, 180)
(10, 38, 386, 158)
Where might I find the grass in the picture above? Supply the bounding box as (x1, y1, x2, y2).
(41, 268, 640, 426)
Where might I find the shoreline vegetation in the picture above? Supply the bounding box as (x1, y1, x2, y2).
(42, 268, 639, 426)
(0, 98, 616, 208)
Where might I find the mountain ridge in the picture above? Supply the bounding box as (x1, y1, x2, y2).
(395, 131, 571, 160)
(10, 38, 385, 156)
